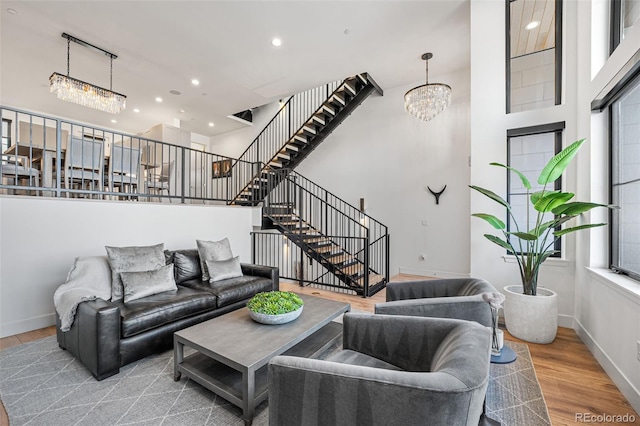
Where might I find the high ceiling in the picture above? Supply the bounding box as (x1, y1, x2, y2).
(0, 1, 470, 138)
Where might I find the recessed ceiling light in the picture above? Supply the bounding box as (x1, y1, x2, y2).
(208, 122, 215, 127)
(344, 29, 350, 35)
(179, 109, 185, 113)
(155, 97, 163, 103)
(191, 79, 200, 86)
(525, 21, 540, 30)
(133, 108, 140, 113)
(7, 8, 17, 14)
(271, 38, 282, 47)
(111, 119, 117, 123)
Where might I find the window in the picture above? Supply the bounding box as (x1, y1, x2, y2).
(506, 0, 562, 113)
(507, 123, 564, 255)
(611, 74, 640, 280)
(611, 0, 640, 53)
(1, 119, 11, 153)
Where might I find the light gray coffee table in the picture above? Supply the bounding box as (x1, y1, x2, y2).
(173, 293, 350, 425)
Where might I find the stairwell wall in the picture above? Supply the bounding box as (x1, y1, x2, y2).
(294, 68, 472, 279)
(209, 102, 281, 158)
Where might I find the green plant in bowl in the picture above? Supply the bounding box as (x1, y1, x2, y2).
(247, 291, 304, 324)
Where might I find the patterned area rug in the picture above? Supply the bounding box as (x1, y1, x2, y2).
(0, 336, 549, 425)
(487, 342, 551, 425)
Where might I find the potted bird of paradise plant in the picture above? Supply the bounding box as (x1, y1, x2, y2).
(470, 138, 615, 343)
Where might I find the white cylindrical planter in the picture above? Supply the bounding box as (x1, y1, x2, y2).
(503, 285, 558, 344)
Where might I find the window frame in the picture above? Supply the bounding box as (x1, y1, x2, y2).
(609, 71, 640, 281)
(506, 122, 565, 257)
(505, 0, 563, 114)
(1, 118, 12, 153)
(610, 0, 640, 54)
(610, 0, 623, 54)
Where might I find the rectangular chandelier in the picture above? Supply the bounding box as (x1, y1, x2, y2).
(50, 33, 126, 114)
(50, 73, 126, 114)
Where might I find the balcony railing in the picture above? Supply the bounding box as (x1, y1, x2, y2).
(0, 106, 247, 203)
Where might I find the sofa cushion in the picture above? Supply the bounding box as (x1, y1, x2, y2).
(106, 243, 165, 302)
(206, 256, 243, 282)
(180, 276, 273, 308)
(121, 264, 178, 303)
(116, 286, 217, 338)
(164, 249, 202, 284)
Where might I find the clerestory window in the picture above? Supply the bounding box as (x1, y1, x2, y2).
(506, 0, 563, 113)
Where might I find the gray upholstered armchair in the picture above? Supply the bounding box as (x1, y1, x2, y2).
(268, 313, 491, 426)
(375, 278, 498, 327)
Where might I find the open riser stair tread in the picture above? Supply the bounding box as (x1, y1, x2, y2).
(355, 274, 385, 288)
(266, 206, 387, 295)
(339, 263, 365, 276)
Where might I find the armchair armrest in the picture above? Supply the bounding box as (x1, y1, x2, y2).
(56, 298, 121, 380)
(375, 297, 493, 327)
(241, 263, 279, 290)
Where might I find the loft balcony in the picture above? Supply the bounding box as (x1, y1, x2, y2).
(0, 106, 246, 204)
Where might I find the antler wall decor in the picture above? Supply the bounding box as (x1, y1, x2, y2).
(426, 185, 447, 205)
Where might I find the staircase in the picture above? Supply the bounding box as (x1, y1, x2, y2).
(255, 169, 389, 297)
(228, 73, 382, 206)
(227, 73, 387, 297)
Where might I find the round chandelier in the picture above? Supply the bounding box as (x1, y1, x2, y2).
(404, 53, 452, 122)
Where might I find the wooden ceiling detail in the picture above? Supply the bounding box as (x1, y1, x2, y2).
(510, 0, 556, 58)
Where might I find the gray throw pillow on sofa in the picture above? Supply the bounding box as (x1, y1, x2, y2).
(120, 264, 177, 303)
(196, 238, 233, 281)
(206, 256, 243, 282)
(105, 243, 165, 302)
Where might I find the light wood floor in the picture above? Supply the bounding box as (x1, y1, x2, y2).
(1, 275, 638, 425)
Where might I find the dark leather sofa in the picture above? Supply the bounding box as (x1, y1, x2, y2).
(56, 249, 279, 380)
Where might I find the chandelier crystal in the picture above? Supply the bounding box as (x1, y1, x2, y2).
(50, 73, 126, 114)
(50, 33, 126, 114)
(404, 53, 451, 122)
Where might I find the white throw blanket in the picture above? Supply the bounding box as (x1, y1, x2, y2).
(54, 256, 112, 332)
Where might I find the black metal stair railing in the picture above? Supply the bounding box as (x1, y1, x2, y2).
(253, 167, 389, 297)
(227, 73, 382, 206)
(227, 79, 342, 202)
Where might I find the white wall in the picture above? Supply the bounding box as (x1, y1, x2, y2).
(209, 102, 281, 158)
(573, 0, 640, 413)
(294, 69, 471, 278)
(470, 0, 580, 328)
(0, 196, 253, 338)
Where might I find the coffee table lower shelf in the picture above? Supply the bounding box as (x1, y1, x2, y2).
(174, 320, 343, 425)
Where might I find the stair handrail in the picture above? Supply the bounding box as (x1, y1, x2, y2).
(233, 98, 293, 165)
(285, 170, 388, 234)
(263, 167, 365, 223)
(228, 78, 344, 200)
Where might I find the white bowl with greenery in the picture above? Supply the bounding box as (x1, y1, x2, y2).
(247, 291, 304, 325)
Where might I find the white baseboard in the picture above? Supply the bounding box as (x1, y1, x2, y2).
(398, 267, 471, 279)
(0, 313, 56, 338)
(575, 319, 640, 414)
(558, 314, 574, 329)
